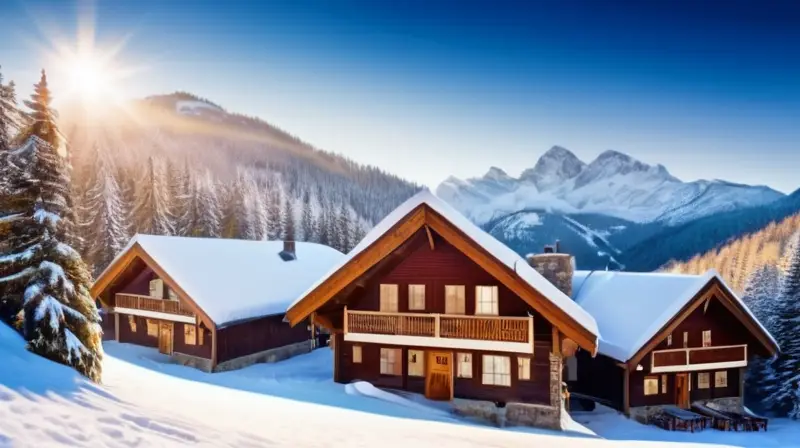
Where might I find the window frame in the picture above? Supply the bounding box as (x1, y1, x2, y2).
(667, 333, 672, 347)
(408, 349, 425, 377)
(128, 315, 137, 332)
(475, 286, 499, 316)
(481, 355, 511, 387)
(457, 353, 473, 378)
(702, 330, 712, 348)
(352, 345, 362, 364)
(517, 357, 531, 381)
(698, 372, 711, 389)
(644, 376, 659, 396)
(445, 285, 466, 315)
(379, 284, 399, 312)
(146, 319, 159, 337)
(408, 284, 426, 311)
(715, 371, 728, 388)
(184, 324, 197, 345)
(380, 348, 402, 376)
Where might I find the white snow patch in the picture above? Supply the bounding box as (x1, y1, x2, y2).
(176, 100, 223, 116)
(33, 209, 61, 226)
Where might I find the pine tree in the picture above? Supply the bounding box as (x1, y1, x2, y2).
(166, 158, 189, 233)
(327, 198, 340, 251)
(765, 240, 800, 417)
(282, 195, 296, 241)
(245, 178, 268, 241)
(265, 183, 282, 240)
(20, 70, 60, 148)
(0, 66, 21, 152)
(195, 171, 221, 238)
(337, 201, 351, 252)
(83, 147, 128, 275)
(0, 136, 102, 381)
(743, 264, 781, 408)
(132, 156, 174, 235)
(316, 195, 330, 246)
(300, 190, 315, 242)
(220, 170, 251, 239)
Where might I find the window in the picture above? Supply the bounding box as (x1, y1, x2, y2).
(702, 330, 712, 347)
(482, 355, 511, 386)
(380, 348, 402, 375)
(661, 375, 668, 394)
(128, 315, 137, 332)
(168, 288, 178, 301)
(352, 345, 362, 364)
(408, 350, 425, 376)
(379, 284, 399, 312)
(457, 353, 473, 378)
(149, 279, 164, 299)
(644, 376, 659, 396)
(146, 319, 159, 337)
(667, 333, 672, 347)
(698, 372, 710, 389)
(475, 286, 499, 316)
(445, 285, 466, 314)
(683, 332, 688, 348)
(518, 357, 531, 381)
(184, 325, 197, 345)
(715, 371, 728, 388)
(408, 285, 426, 311)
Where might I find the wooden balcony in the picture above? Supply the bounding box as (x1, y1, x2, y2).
(343, 308, 534, 352)
(115, 293, 196, 319)
(650, 344, 747, 373)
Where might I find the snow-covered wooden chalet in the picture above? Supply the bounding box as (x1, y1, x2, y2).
(566, 270, 779, 422)
(285, 189, 600, 430)
(91, 235, 343, 372)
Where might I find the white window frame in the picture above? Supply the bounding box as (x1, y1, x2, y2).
(380, 348, 401, 376)
(702, 330, 712, 348)
(408, 285, 426, 311)
(408, 349, 425, 376)
(475, 286, 499, 316)
(644, 376, 659, 396)
(698, 372, 710, 389)
(715, 371, 728, 388)
(352, 345, 362, 364)
(457, 353, 473, 378)
(482, 355, 511, 386)
(379, 284, 399, 312)
(445, 285, 466, 315)
(518, 357, 531, 381)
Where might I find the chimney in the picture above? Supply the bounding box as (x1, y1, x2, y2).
(527, 241, 574, 297)
(279, 240, 297, 261)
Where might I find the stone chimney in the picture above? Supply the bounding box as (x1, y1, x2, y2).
(527, 241, 574, 297)
(279, 241, 297, 261)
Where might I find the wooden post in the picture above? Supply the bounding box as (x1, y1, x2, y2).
(211, 325, 218, 371)
(310, 313, 317, 349)
(114, 312, 120, 342)
(552, 327, 561, 356)
(528, 315, 535, 353)
(343, 306, 349, 334)
(434, 314, 441, 338)
(623, 366, 631, 415)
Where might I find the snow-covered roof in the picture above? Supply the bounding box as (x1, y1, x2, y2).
(290, 189, 600, 341)
(98, 235, 344, 327)
(571, 269, 778, 362)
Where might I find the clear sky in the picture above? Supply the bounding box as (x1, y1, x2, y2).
(1, 0, 799, 193)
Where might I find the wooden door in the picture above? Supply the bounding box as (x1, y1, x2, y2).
(158, 322, 174, 355)
(425, 351, 453, 401)
(675, 373, 690, 408)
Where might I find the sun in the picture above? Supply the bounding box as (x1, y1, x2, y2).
(62, 53, 115, 104)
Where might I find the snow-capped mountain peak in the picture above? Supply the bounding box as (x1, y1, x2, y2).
(520, 145, 586, 191)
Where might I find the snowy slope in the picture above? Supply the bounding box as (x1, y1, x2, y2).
(2, 323, 797, 447)
(436, 146, 783, 226)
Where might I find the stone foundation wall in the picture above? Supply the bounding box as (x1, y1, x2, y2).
(172, 352, 213, 373)
(506, 403, 561, 430)
(214, 340, 311, 373)
(703, 397, 743, 413)
(629, 405, 669, 424)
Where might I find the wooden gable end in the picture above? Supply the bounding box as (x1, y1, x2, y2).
(627, 278, 779, 370)
(285, 204, 598, 354)
(90, 242, 217, 331)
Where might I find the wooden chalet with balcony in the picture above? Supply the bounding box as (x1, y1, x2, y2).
(567, 270, 779, 423)
(91, 235, 343, 372)
(285, 190, 599, 430)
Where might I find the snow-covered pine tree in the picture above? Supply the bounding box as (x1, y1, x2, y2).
(350, 221, 366, 252)
(220, 169, 251, 239)
(0, 66, 20, 152)
(265, 181, 282, 240)
(765, 239, 800, 417)
(132, 156, 174, 236)
(327, 198, 340, 251)
(166, 157, 189, 233)
(195, 170, 221, 238)
(83, 147, 128, 275)
(316, 194, 330, 246)
(20, 70, 60, 149)
(300, 190, 315, 242)
(282, 195, 296, 241)
(0, 136, 102, 381)
(337, 201, 351, 252)
(245, 177, 268, 241)
(742, 264, 782, 408)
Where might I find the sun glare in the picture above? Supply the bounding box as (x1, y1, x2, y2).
(62, 53, 116, 104)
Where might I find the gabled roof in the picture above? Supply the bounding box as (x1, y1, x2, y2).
(286, 189, 600, 352)
(91, 235, 344, 327)
(571, 269, 779, 363)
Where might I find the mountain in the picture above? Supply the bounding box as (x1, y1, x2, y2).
(437, 146, 784, 226)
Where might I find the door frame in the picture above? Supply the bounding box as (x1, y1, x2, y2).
(674, 373, 690, 408)
(425, 351, 454, 401)
(158, 321, 174, 355)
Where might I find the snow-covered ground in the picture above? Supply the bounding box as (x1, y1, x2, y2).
(1, 323, 798, 447)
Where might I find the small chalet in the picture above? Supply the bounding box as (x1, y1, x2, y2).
(91, 235, 343, 372)
(567, 270, 779, 422)
(285, 190, 600, 430)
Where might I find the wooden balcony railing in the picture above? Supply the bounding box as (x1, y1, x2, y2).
(651, 344, 747, 373)
(115, 293, 196, 318)
(344, 308, 533, 344)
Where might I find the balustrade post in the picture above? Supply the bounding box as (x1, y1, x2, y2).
(434, 314, 440, 338)
(343, 306, 349, 334)
(528, 315, 534, 352)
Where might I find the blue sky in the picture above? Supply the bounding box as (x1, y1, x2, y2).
(2, 0, 799, 192)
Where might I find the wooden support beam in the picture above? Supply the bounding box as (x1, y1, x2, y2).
(623, 366, 630, 415)
(425, 225, 435, 250)
(211, 325, 218, 371)
(552, 327, 561, 356)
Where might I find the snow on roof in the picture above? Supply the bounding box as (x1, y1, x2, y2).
(571, 269, 778, 362)
(290, 189, 599, 340)
(100, 235, 344, 326)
